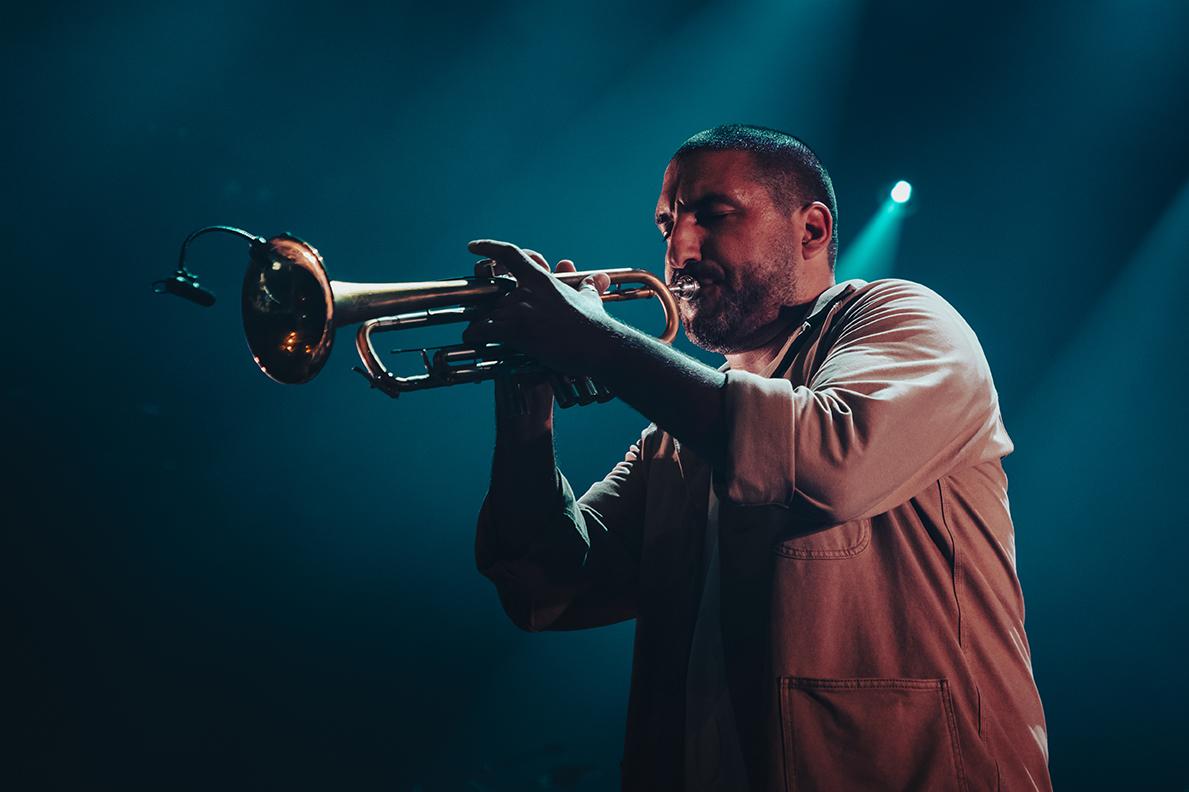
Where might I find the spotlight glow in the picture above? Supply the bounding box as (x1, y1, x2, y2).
(891, 180, 913, 204)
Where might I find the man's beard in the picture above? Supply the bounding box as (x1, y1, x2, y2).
(680, 254, 799, 354)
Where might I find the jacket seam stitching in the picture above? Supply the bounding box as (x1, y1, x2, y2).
(940, 679, 971, 792)
(774, 521, 871, 559)
(937, 481, 975, 789)
(937, 480, 964, 648)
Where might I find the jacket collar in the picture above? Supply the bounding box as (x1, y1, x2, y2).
(719, 279, 866, 377)
(806, 278, 864, 323)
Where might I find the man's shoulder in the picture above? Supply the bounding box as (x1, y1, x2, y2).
(832, 277, 969, 329)
(822, 278, 992, 384)
(845, 277, 950, 305)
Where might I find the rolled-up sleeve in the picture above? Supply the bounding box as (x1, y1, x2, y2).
(721, 280, 1011, 522)
(475, 471, 590, 631)
(476, 426, 655, 632)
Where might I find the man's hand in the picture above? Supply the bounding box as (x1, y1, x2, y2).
(461, 239, 613, 376)
(465, 238, 727, 469)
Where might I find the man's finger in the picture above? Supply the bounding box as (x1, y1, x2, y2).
(580, 271, 612, 295)
(555, 258, 577, 274)
(521, 249, 551, 273)
(468, 240, 548, 285)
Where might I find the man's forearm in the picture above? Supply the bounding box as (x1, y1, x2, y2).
(583, 320, 728, 469)
(488, 429, 562, 553)
(487, 376, 565, 554)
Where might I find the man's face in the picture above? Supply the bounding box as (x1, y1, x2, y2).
(655, 150, 803, 353)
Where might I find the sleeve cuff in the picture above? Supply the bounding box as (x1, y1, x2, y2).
(721, 368, 797, 506)
(475, 471, 589, 588)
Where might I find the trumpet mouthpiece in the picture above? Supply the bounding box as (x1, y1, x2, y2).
(667, 273, 700, 301)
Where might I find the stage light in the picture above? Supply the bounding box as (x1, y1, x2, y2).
(891, 180, 913, 204)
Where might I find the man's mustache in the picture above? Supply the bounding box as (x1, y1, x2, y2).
(671, 261, 726, 285)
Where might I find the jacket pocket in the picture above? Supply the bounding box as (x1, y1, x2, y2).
(779, 677, 967, 792)
(774, 518, 871, 560)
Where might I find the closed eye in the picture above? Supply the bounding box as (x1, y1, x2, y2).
(698, 211, 733, 225)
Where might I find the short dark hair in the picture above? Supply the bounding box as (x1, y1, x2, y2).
(673, 124, 839, 268)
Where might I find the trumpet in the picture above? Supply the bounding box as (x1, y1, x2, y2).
(155, 226, 698, 405)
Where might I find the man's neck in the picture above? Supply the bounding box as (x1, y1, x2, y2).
(723, 301, 816, 374)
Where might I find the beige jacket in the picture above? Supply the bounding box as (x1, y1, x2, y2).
(477, 278, 1052, 791)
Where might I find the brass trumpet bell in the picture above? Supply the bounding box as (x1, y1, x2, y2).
(242, 233, 335, 385)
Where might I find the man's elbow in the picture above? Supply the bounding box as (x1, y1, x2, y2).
(790, 478, 872, 526)
(721, 446, 884, 522)
(497, 590, 547, 633)
(719, 465, 796, 508)
(477, 548, 583, 633)
(494, 585, 573, 633)
(812, 495, 869, 526)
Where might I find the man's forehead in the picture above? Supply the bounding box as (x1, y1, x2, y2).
(656, 149, 761, 209)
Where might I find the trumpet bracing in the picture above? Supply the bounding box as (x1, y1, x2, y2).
(155, 226, 699, 406)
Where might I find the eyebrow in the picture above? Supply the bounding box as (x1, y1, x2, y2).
(655, 192, 742, 226)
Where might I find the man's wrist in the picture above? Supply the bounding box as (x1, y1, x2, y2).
(580, 314, 637, 383)
(496, 416, 553, 446)
(574, 317, 729, 467)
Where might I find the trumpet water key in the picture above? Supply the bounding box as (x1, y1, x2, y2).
(156, 226, 695, 406)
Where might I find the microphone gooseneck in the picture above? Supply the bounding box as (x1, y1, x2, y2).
(152, 225, 266, 307)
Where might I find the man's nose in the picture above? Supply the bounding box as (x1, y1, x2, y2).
(666, 216, 702, 272)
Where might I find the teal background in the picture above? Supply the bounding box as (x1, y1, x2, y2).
(3, 1, 1188, 788)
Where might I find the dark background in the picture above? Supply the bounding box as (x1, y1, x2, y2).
(4, 1, 1188, 789)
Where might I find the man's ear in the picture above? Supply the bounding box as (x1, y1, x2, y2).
(801, 201, 833, 261)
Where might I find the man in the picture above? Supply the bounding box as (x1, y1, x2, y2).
(466, 125, 1051, 791)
